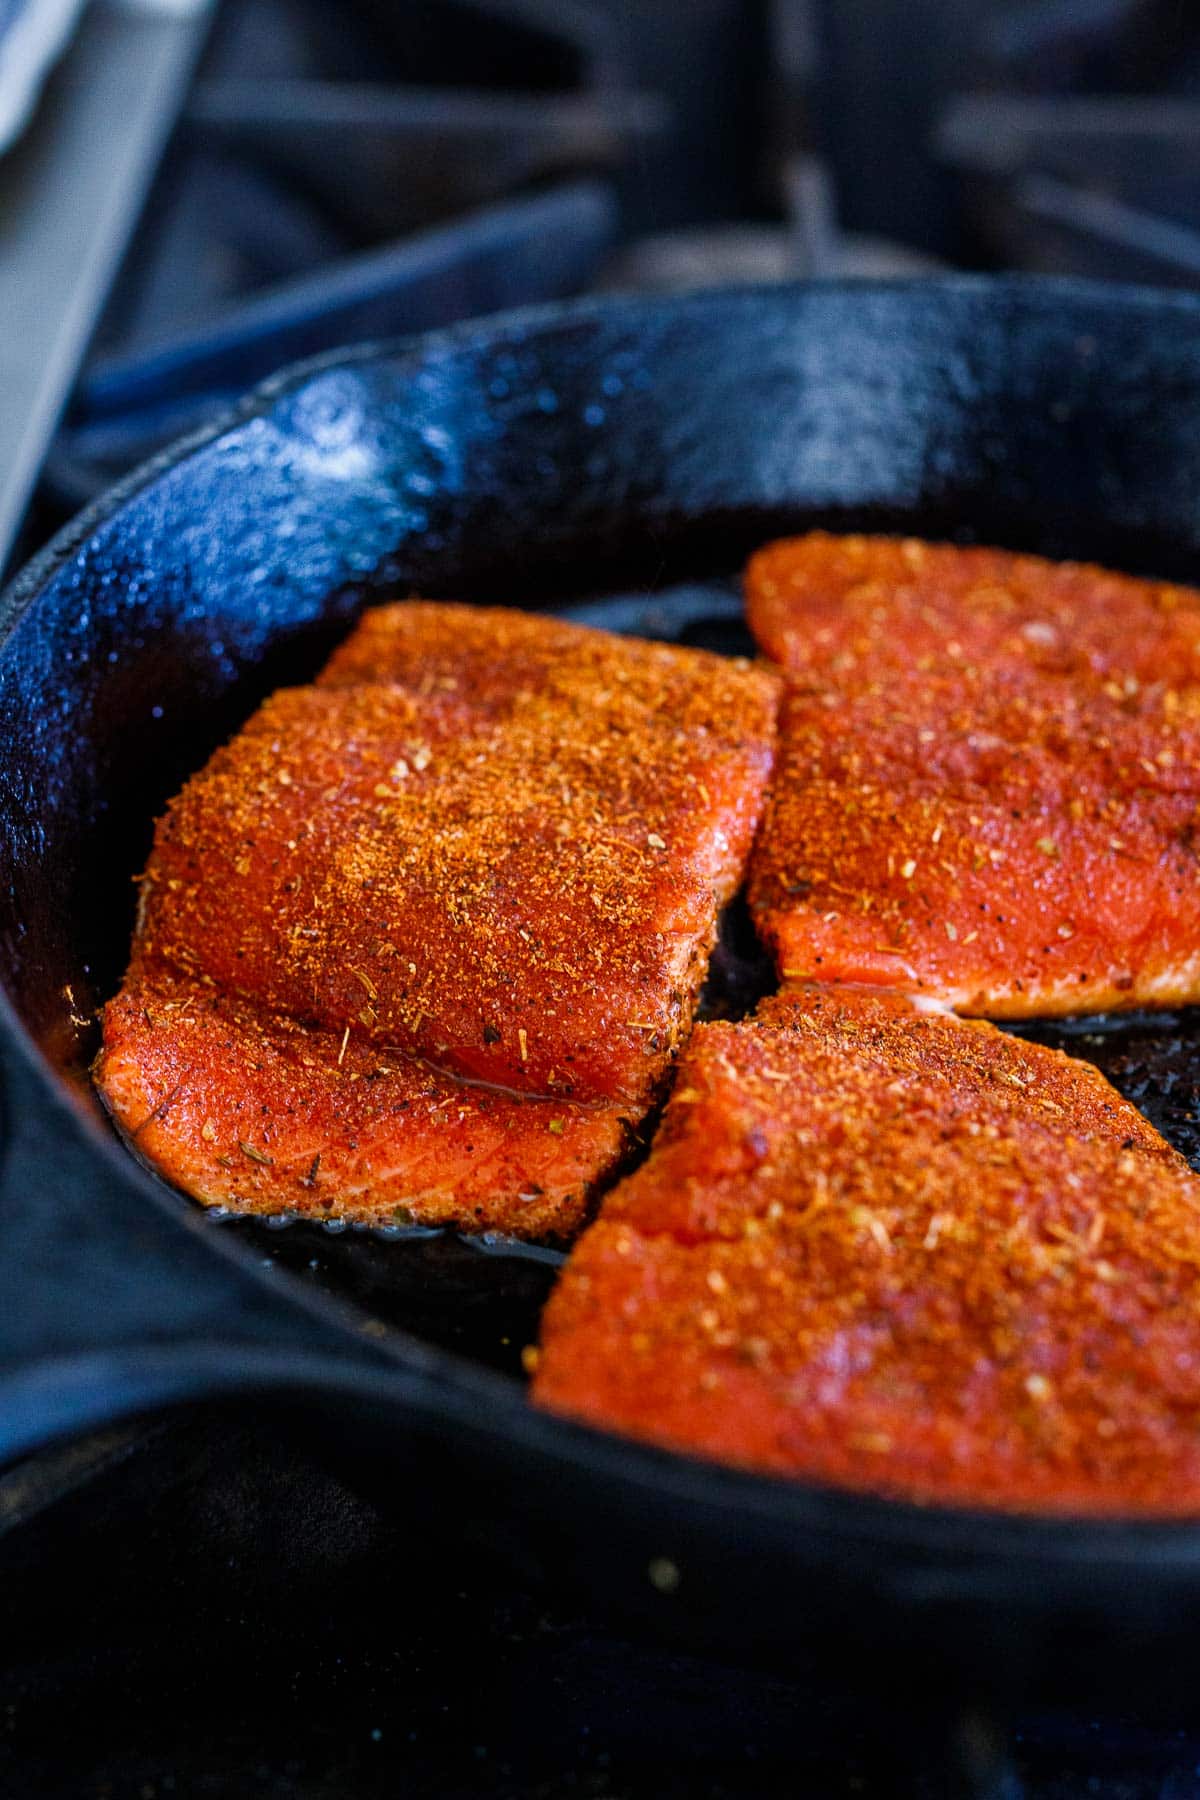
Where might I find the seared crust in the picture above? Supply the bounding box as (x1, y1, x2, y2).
(746, 533, 1200, 1015)
(97, 970, 628, 1239)
(534, 986, 1200, 1513)
(98, 604, 779, 1233)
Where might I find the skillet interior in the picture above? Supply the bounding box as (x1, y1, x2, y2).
(190, 568, 1200, 1379)
(6, 279, 1200, 1695)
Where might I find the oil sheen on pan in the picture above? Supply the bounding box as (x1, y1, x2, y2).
(94, 603, 781, 1236)
(745, 534, 1200, 1017)
(534, 984, 1200, 1514)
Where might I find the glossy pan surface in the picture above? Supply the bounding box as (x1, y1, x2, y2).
(4, 278, 1200, 1703)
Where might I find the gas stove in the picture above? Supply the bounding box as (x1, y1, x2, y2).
(9, 0, 941, 570)
(7, 4, 1200, 1797)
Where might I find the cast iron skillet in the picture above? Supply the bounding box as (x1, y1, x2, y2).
(4, 278, 1200, 1710)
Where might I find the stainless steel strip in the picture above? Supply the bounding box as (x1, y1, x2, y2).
(0, 0, 211, 566)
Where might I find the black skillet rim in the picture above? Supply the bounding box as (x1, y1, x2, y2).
(6, 273, 1200, 1572)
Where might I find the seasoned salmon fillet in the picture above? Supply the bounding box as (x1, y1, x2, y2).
(99, 971, 627, 1238)
(534, 986, 1200, 1513)
(97, 605, 779, 1233)
(746, 533, 1200, 1015)
(133, 615, 779, 1105)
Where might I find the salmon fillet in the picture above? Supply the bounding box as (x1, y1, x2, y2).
(97, 604, 779, 1233)
(534, 986, 1200, 1513)
(746, 533, 1200, 1015)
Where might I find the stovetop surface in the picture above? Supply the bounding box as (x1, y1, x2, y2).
(5, 1412, 1200, 1800)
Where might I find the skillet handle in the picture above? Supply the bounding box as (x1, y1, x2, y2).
(0, 1031, 387, 1466)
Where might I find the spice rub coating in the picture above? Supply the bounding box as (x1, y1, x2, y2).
(98, 969, 630, 1238)
(135, 611, 779, 1106)
(745, 533, 1200, 1015)
(534, 985, 1200, 1513)
(100, 603, 778, 1233)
